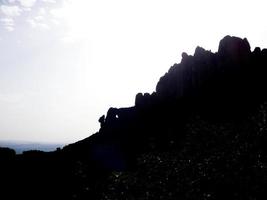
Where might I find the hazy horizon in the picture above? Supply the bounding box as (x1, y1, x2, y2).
(0, 0, 267, 143)
(0, 139, 65, 154)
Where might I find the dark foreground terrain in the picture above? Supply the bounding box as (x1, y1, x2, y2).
(1, 36, 267, 199)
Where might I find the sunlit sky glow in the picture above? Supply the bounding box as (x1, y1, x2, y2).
(0, 0, 267, 143)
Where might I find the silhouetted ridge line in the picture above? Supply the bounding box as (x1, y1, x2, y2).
(2, 35, 267, 199)
(65, 36, 264, 142)
(57, 35, 267, 199)
(64, 35, 267, 168)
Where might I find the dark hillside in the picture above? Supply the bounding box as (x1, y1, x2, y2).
(1, 36, 267, 199)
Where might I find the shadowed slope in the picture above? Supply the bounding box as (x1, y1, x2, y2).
(65, 35, 267, 168)
(2, 35, 267, 199)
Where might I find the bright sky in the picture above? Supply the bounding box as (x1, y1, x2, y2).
(0, 0, 267, 143)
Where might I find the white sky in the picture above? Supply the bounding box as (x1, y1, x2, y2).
(0, 0, 267, 143)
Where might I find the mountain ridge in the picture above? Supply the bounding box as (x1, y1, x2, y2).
(1, 35, 267, 199)
(64, 35, 267, 160)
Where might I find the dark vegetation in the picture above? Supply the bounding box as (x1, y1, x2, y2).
(1, 36, 267, 199)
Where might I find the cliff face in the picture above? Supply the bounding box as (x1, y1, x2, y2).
(61, 35, 267, 199)
(71, 35, 266, 157)
(2, 35, 267, 199)
(155, 36, 264, 113)
(62, 36, 267, 171)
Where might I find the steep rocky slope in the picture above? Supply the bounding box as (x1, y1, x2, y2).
(1, 36, 267, 199)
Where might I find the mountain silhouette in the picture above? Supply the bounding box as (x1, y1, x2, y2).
(1, 35, 267, 199)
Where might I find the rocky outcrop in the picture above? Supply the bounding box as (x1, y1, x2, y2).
(2, 35, 267, 199)
(152, 36, 267, 116)
(64, 35, 267, 175)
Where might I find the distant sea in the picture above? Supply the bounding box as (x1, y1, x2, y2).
(0, 141, 65, 154)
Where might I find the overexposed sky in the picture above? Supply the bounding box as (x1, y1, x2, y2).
(0, 0, 267, 143)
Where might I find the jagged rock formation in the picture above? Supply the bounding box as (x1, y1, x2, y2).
(156, 36, 266, 115)
(58, 35, 267, 198)
(72, 35, 267, 168)
(1, 35, 267, 199)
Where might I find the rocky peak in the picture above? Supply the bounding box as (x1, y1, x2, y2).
(218, 35, 251, 59)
